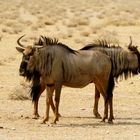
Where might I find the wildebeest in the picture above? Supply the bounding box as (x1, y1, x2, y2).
(27, 37, 140, 120)
(16, 35, 114, 124)
(81, 37, 140, 118)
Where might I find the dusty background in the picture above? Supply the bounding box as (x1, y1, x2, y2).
(0, 0, 140, 139)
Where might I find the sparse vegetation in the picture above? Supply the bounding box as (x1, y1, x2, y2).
(9, 85, 30, 100)
(0, 0, 140, 139)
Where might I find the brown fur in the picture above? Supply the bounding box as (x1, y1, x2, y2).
(81, 38, 140, 118)
(16, 36, 140, 123)
(81, 40, 140, 80)
(16, 36, 114, 124)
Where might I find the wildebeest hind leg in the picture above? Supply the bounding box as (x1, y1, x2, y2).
(93, 86, 102, 119)
(96, 81, 108, 122)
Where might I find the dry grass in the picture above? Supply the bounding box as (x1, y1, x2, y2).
(9, 83, 31, 101)
(98, 30, 119, 44)
(80, 27, 91, 37)
(0, 32, 2, 41)
(0, 0, 140, 139)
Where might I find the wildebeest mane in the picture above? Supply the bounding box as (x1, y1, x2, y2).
(30, 70, 41, 102)
(35, 36, 76, 54)
(32, 36, 78, 78)
(25, 70, 34, 81)
(29, 36, 78, 101)
(24, 68, 41, 101)
(81, 40, 139, 80)
(21, 68, 41, 101)
(81, 40, 122, 51)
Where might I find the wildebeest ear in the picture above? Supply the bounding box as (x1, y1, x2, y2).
(16, 47, 24, 53)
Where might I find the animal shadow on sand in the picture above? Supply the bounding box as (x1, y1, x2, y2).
(46, 116, 140, 128)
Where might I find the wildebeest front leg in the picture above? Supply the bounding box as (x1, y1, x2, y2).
(93, 86, 102, 119)
(32, 82, 46, 119)
(53, 85, 62, 124)
(33, 98, 40, 119)
(42, 86, 54, 124)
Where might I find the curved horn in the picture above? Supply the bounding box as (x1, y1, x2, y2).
(41, 35, 47, 46)
(128, 36, 132, 47)
(34, 45, 44, 49)
(17, 35, 26, 48)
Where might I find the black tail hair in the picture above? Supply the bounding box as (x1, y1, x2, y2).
(30, 71, 41, 102)
(105, 73, 115, 104)
(105, 60, 115, 104)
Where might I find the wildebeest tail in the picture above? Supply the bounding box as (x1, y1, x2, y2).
(105, 62, 115, 104)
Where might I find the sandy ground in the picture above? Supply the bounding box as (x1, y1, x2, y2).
(0, 0, 140, 139)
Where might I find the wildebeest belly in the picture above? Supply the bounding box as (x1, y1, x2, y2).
(63, 76, 94, 88)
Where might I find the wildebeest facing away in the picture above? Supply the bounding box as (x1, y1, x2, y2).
(16, 35, 114, 124)
(81, 37, 140, 118)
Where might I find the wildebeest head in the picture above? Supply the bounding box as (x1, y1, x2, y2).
(16, 35, 43, 77)
(128, 36, 140, 73)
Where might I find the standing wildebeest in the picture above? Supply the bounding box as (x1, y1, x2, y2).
(81, 37, 140, 118)
(27, 37, 140, 120)
(28, 37, 140, 120)
(16, 35, 114, 124)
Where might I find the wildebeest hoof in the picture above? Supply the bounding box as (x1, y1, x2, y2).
(41, 118, 49, 124)
(94, 113, 102, 119)
(101, 117, 106, 123)
(52, 117, 59, 124)
(40, 120, 47, 124)
(100, 120, 105, 123)
(40, 121, 46, 124)
(51, 121, 57, 125)
(32, 114, 40, 119)
(108, 118, 113, 124)
(58, 113, 61, 117)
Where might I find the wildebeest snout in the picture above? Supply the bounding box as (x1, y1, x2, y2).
(19, 61, 27, 76)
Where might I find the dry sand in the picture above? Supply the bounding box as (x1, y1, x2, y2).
(0, 0, 140, 139)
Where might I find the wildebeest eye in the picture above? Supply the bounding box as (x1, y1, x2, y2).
(23, 54, 30, 61)
(25, 55, 30, 60)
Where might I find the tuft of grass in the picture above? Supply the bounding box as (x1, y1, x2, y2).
(0, 33, 2, 41)
(77, 18, 89, 26)
(9, 84, 31, 101)
(63, 19, 78, 27)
